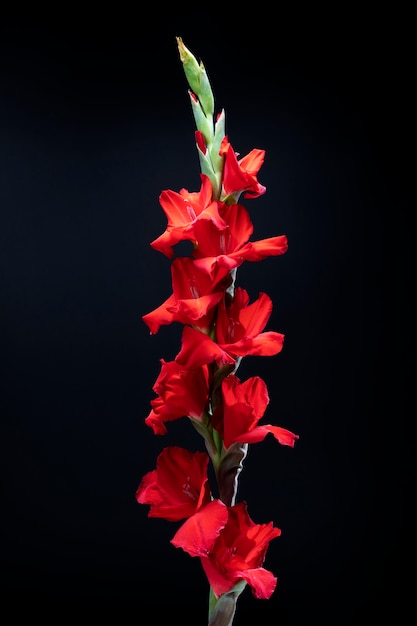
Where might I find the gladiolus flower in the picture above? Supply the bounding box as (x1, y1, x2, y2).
(145, 359, 209, 435)
(136, 446, 212, 521)
(192, 202, 288, 279)
(212, 374, 299, 449)
(150, 174, 227, 258)
(175, 288, 284, 369)
(172, 501, 281, 599)
(219, 136, 266, 201)
(142, 257, 231, 334)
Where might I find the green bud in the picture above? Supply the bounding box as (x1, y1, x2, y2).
(189, 91, 213, 145)
(177, 37, 214, 118)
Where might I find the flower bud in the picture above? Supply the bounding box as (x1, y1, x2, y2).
(189, 91, 213, 145)
(177, 37, 214, 118)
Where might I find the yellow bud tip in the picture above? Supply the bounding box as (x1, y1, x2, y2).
(176, 36, 187, 63)
(176, 36, 201, 68)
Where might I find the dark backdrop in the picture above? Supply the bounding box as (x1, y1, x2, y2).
(1, 9, 414, 625)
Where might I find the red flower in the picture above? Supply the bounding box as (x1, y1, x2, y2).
(145, 359, 209, 435)
(212, 374, 299, 449)
(136, 446, 212, 521)
(172, 501, 281, 599)
(150, 174, 226, 258)
(219, 136, 266, 200)
(191, 202, 288, 279)
(142, 257, 231, 334)
(175, 287, 284, 369)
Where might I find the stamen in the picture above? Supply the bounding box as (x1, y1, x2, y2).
(185, 202, 196, 221)
(182, 476, 197, 500)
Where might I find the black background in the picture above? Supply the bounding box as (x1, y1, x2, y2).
(1, 8, 414, 625)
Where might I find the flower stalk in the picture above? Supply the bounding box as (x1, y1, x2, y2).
(136, 37, 299, 625)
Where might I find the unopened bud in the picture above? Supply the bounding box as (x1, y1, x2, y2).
(177, 37, 214, 118)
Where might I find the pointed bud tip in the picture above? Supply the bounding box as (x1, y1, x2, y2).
(176, 36, 192, 64)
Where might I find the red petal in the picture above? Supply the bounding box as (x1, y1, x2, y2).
(235, 425, 299, 447)
(240, 567, 278, 599)
(238, 148, 265, 175)
(238, 292, 273, 336)
(221, 332, 284, 357)
(176, 326, 235, 369)
(171, 500, 228, 557)
(234, 235, 288, 261)
(142, 294, 177, 334)
(159, 188, 196, 228)
(200, 556, 236, 597)
(263, 425, 300, 447)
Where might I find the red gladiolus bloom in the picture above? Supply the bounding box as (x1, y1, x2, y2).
(150, 174, 227, 258)
(219, 136, 266, 200)
(175, 325, 236, 370)
(136, 446, 212, 521)
(191, 203, 288, 279)
(172, 501, 281, 599)
(175, 287, 284, 370)
(142, 257, 231, 334)
(212, 374, 299, 449)
(145, 359, 209, 435)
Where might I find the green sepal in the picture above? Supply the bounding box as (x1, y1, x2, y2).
(211, 109, 226, 174)
(196, 145, 221, 199)
(220, 190, 242, 205)
(208, 581, 247, 626)
(189, 416, 217, 462)
(212, 427, 224, 459)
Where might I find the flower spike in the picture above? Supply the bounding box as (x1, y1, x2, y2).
(137, 37, 298, 626)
